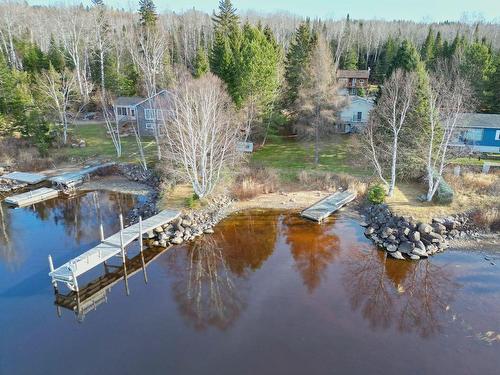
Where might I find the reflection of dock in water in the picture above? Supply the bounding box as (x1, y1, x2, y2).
(54, 245, 170, 322)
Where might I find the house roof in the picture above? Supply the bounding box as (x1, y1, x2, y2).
(337, 69, 370, 79)
(114, 96, 145, 106)
(456, 113, 500, 129)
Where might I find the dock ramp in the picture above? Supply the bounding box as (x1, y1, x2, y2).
(301, 190, 356, 222)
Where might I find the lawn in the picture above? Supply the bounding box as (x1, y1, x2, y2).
(52, 123, 157, 164)
(251, 134, 369, 179)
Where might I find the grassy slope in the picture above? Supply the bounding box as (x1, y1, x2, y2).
(53, 123, 156, 163)
(251, 135, 369, 179)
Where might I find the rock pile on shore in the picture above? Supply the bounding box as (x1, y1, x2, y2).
(363, 204, 470, 260)
(0, 178, 27, 193)
(117, 163, 162, 188)
(145, 196, 232, 247)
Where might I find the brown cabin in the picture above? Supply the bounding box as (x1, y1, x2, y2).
(337, 69, 370, 94)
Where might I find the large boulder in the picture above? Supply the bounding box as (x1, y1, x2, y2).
(398, 241, 415, 254)
(418, 223, 432, 234)
(389, 251, 405, 260)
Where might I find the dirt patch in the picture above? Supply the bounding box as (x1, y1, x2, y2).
(79, 176, 152, 195)
(229, 190, 333, 214)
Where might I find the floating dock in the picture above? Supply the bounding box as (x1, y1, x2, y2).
(49, 210, 180, 292)
(4, 187, 59, 207)
(54, 246, 169, 321)
(49, 162, 115, 191)
(1, 171, 47, 185)
(301, 190, 357, 222)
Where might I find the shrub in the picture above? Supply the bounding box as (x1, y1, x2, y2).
(231, 166, 279, 200)
(185, 193, 199, 208)
(367, 184, 386, 204)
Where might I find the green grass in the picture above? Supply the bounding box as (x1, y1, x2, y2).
(52, 123, 156, 164)
(251, 135, 368, 179)
(451, 154, 500, 166)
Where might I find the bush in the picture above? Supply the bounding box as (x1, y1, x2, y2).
(367, 184, 386, 204)
(471, 207, 500, 232)
(185, 193, 199, 208)
(231, 166, 279, 200)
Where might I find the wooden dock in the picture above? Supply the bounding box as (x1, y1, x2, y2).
(49, 210, 180, 292)
(54, 246, 170, 321)
(4, 187, 59, 207)
(1, 171, 47, 185)
(301, 190, 357, 222)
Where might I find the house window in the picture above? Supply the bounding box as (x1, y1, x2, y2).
(145, 109, 155, 120)
(131, 108, 135, 117)
(357, 112, 362, 121)
(457, 128, 483, 143)
(496, 130, 500, 141)
(117, 107, 126, 116)
(156, 109, 163, 120)
(145, 122, 155, 130)
(359, 79, 364, 85)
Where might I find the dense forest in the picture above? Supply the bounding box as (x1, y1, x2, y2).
(0, 0, 499, 151)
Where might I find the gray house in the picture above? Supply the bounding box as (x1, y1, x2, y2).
(113, 90, 173, 136)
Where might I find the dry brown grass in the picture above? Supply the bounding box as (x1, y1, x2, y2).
(0, 138, 54, 171)
(231, 166, 279, 200)
(387, 172, 499, 222)
(470, 207, 500, 232)
(295, 170, 368, 196)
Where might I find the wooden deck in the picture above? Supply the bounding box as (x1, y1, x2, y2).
(301, 190, 357, 222)
(1, 171, 47, 185)
(3, 187, 59, 207)
(49, 210, 180, 291)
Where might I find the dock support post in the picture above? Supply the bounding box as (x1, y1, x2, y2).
(48, 255, 58, 292)
(99, 223, 104, 242)
(119, 214, 130, 296)
(139, 216, 148, 284)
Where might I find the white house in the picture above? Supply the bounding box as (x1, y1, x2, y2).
(337, 96, 374, 133)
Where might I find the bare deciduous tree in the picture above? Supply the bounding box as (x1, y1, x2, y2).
(296, 34, 344, 166)
(424, 60, 474, 201)
(159, 73, 241, 198)
(367, 69, 416, 196)
(39, 66, 77, 144)
(101, 94, 122, 158)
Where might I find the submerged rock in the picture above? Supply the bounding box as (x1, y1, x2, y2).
(389, 251, 405, 260)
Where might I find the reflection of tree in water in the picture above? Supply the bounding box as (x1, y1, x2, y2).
(31, 191, 136, 245)
(283, 215, 340, 293)
(168, 236, 245, 331)
(342, 249, 458, 338)
(215, 211, 278, 276)
(0, 202, 20, 268)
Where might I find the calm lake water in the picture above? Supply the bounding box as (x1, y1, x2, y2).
(0, 192, 499, 375)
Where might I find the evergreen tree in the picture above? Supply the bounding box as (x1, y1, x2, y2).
(420, 28, 435, 65)
(47, 35, 65, 73)
(373, 37, 397, 82)
(284, 21, 316, 106)
(193, 45, 209, 78)
(341, 46, 358, 69)
(488, 53, 500, 113)
(461, 41, 494, 111)
(210, 0, 240, 96)
(391, 40, 420, 73)
(138, 0, 157, 27)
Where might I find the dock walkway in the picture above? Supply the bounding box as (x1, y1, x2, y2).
(1, 171, 47, 185)
(49, 210, 180, 291)
(4, 187, 59, 207)
(301, 190, 357, 222)
(49, 162, 115, 191)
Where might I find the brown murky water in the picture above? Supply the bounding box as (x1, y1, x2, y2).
(1, 201, 499, 375)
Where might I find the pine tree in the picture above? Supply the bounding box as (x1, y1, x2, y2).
(210, 0, 240, 95)
(488, 53, 500, 113)
(193, 45, 209, 78)
(341, 46, 358, 70)
(390, 40, 420, 73)
(284, 21, 316, 106)
(47, 35, 65, 73)
(373, 37, 397, 82)
(420, 28, 435, 65)
(138, 0, 157, 28)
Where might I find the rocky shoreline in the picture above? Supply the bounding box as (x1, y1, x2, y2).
(143, 196, 233, 247)
(362, 203, 477, 260)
